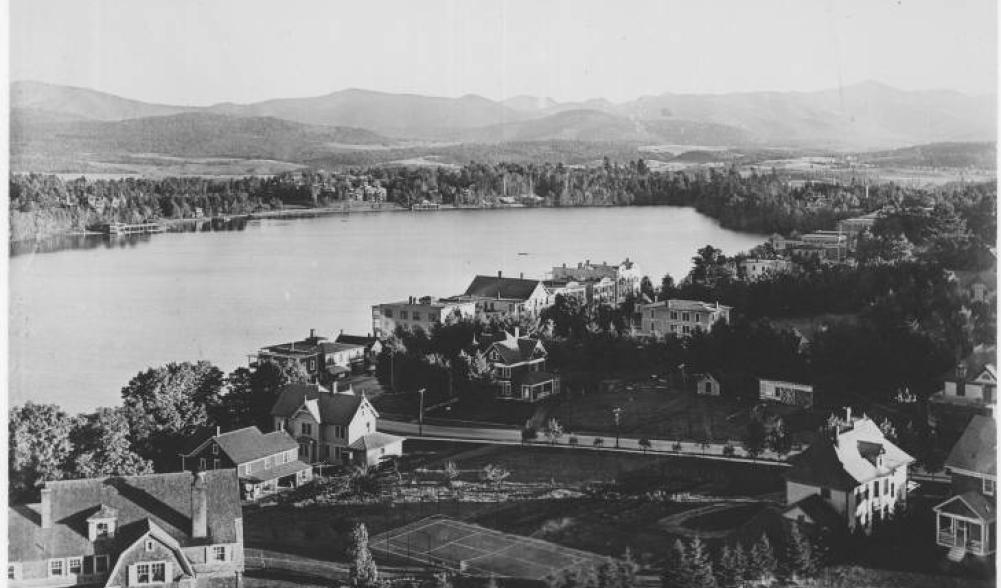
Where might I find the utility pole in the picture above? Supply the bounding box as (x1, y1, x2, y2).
(418, 388, 426, 437)
(612, 407, 622, 449)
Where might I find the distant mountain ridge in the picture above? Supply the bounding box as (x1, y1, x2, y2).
(9, 80, 997, 172)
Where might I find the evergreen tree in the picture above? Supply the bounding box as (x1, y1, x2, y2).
(618, 548, 639, 588)
(780, 522, 817, 580)
(347, 522, 379, 588)
(714, 544, 745, 588)
(687, 537, 718, 588)
(747, 534, 777, 584)
(662, 539, 692, 588)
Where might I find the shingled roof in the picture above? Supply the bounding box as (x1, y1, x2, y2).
(183, 426, 298, 465)
(463, 275, 544, 301)
(270, 383, 370, 425)
(8, 470, 241, 563)
(479, 331, 545, 365)
(786, 418, 914, 490)
(945, 414, 996, 477)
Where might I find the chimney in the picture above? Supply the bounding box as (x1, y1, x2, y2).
(191, 471, 208, 539)
(514, 326, 520, 339)
(845, 406, 852, 423)
(562, 263, 566, 268)
(309, 328, 315, 339)
(498, 270, 503, 278)
(216, 426, 220, 436)
(40, 486, 53, 529)
(586, 259, 590, 266)
(520, 272, 524, 279)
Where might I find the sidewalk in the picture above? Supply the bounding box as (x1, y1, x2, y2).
(379, 419, 794, 466)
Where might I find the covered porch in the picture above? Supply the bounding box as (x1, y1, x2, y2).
(935, 492, 996, 557)
(240, 460, 313, 501)
(498, 372, 560, 403)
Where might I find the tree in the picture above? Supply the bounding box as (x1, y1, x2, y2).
(9, 402, 74, 501)
(479, 464, 510, 488)
(545, 418, 565, 445)
(714, 543, 745, 588)
(223, 359, 310, 430)
(640, 276, 655, 301)
(70, 407, 154, 479)
(767, 418, 793, 457)
(662, 539, 692, 588)
(687, 537, 718, 588)
(347, 522, 379, 588)
(746, 534, 777, 583)
(743, 418, 767, 459)
(120, 361, 225, 470)
(780, 522, 817, 580)
(658, 274, 678, 301)
(593, 437, 605, 448)
(638, 438, 652, 453)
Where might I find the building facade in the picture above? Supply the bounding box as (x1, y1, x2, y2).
(931, 346, 997, 408)
(638, 299, 732, 337)
(759, 379, 815, 409)
(270, 383, 404, 466)
(551, 258, 642, 304)
(251, 330, 366, 380)
(738, 258, 796, 281)
(180, 426, 312, 501)
(478, 329, 560, 402)
(782, 412, 914, 534)
(372, 297, 477, 338)
(934, 414, 996, 559)
(451, 273, 552, 320)
(7, 471, 244, 587)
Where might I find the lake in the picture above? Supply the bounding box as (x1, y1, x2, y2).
(9, 206, 764, 413)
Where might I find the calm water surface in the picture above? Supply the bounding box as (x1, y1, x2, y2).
(10, 207, 764, 412)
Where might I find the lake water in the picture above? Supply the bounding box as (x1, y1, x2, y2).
(9, 206, 764, 413)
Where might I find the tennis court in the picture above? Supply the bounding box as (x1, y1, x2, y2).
(370, 515, 610, 579)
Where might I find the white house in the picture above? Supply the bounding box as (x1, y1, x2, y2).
(270, 383, 404, 466)
(783, 410, 914, 534)
(759, 379, 815, 409)
(638, 299, 732, 337)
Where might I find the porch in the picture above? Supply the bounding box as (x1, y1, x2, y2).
(934, 492, 996, 557)
(241, 460, 313, 501)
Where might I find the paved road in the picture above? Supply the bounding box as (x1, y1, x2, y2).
(379, 419, 792, 466)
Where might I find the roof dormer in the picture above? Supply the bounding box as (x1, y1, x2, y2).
(87, 504, 118, 541)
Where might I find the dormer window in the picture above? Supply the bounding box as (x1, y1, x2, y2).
(985, 478, 996, 496)
(87, 505, 118, 541)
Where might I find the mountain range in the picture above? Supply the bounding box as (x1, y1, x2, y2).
(10, 80, 997, 171)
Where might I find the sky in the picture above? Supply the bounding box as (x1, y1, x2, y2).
(9, 0, 999, 106)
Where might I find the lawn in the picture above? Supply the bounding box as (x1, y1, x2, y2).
(818, 565, 995, 588)
(545, 379, 747, 442)
(681, 503, 767, 533)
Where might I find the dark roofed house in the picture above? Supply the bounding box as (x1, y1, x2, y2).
(180, 426, 311, 501)
(453, 272, 551, 319)
(477, 329, 560, 403)
(931, 345, 997, 409)
(783, 410, 914, 534)
(7, 470, 243, 587)
(271, 383, 404, 466)
(934, 414, 997, 560)
(335, 332, 383, 363)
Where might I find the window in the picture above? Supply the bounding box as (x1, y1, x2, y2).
(146, 539, 156, 552)
(83, 557, 94, 575)
(49, 559, 65, 577)
(335, 425, 345, 438)
(199, 458, 207, 470)
(682, 312, 690, 322)
(383, 309, 393, 318)
(213, 546, 227, 562)
(8, 564, 17, 580)
(241, 464, 251, 475)
(985, 478, 996, 496)
(152, 562, 166, 583)
(412, 312, 421, 321)
(301, 422, 312, 436)
(682, 326, 690, 334)
(96, 521, 111, 538)
(670, 324, 677, 332)
(265, 456, 274, 469)
(670, 311, 678, 320)
(213, 459, 221, 469)
(136, 563, 150, 584)
(400, 311, 408, 320)
(308, 359, 316, 371)
(212, 443, 219, 455)
(95, 555, 109, 574)
(820, 487, 831, 499)
(69, 557, 83, 574)
(321, 445, 330, 459)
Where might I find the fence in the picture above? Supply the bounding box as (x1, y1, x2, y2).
(244, 549, 429, 585)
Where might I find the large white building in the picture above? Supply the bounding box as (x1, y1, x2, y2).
(551, 258, 643, 304)
(372, 296, 476, 338)
(783, 411, 914, 534)
(638, 299, 732, 337)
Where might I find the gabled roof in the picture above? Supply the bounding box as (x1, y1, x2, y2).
(945, 415, 996, 477)
(934, 491, 996, 522)
(643, 299, 733, 313)
(480, 331, 545, 365)
(260, 334, 328, 357)
(783, 494, 842, 529)
(335, 334, 379, 348)
(319, 341, 365, 355)
(8, 470, 241, 563)
(945, 345, 998, 383)
(463, 275, 544, 301)
(348, 432, 405, 452)
(270, 383, 370, 426)
(183, 426, 298, 465)
(786, 418, 914, 490)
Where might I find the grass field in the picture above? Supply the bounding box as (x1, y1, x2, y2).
(545, 380, 746, 442)
(371, 516, 610, 579)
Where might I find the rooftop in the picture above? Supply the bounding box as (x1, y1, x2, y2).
(945, 414, 996, 477)
(463, 275, 544, 301)
(270, 383, 370, 426)
(643, 299, 733, 312)
(183, 426, 298, 465)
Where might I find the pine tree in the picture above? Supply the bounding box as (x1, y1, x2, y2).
(347, 522, 379, 588)
(714, 544, 745, 588)
(687, 537, 718, 588)
(484, 576, 500, 588)
(781, 522, 817, 580)
(618, 548, 639, 588)
(732, 544, 749, 586)
(747, 534, 776, 584)
(661, 539, 692, 588)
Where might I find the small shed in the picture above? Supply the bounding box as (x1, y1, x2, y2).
(695, 373, 721, 396)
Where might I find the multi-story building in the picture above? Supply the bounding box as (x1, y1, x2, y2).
(934, 414, 996, 559)
(452, 273, 551, 320)
(180, 426, 312, 501)
(251, 330, 366, 380)
(551, 258, 643, 304)
(7, 470, 244, 587)
(477, 329, 560, 402)
(271, 383, 404, 466)
(543, 280, 588, 305)
(637, 299, 732, 337)
(759, 379, 815, 409)
(371, 297, 476, 338)
(738, 258, 796, 281)
(782, 411, 914, 534)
